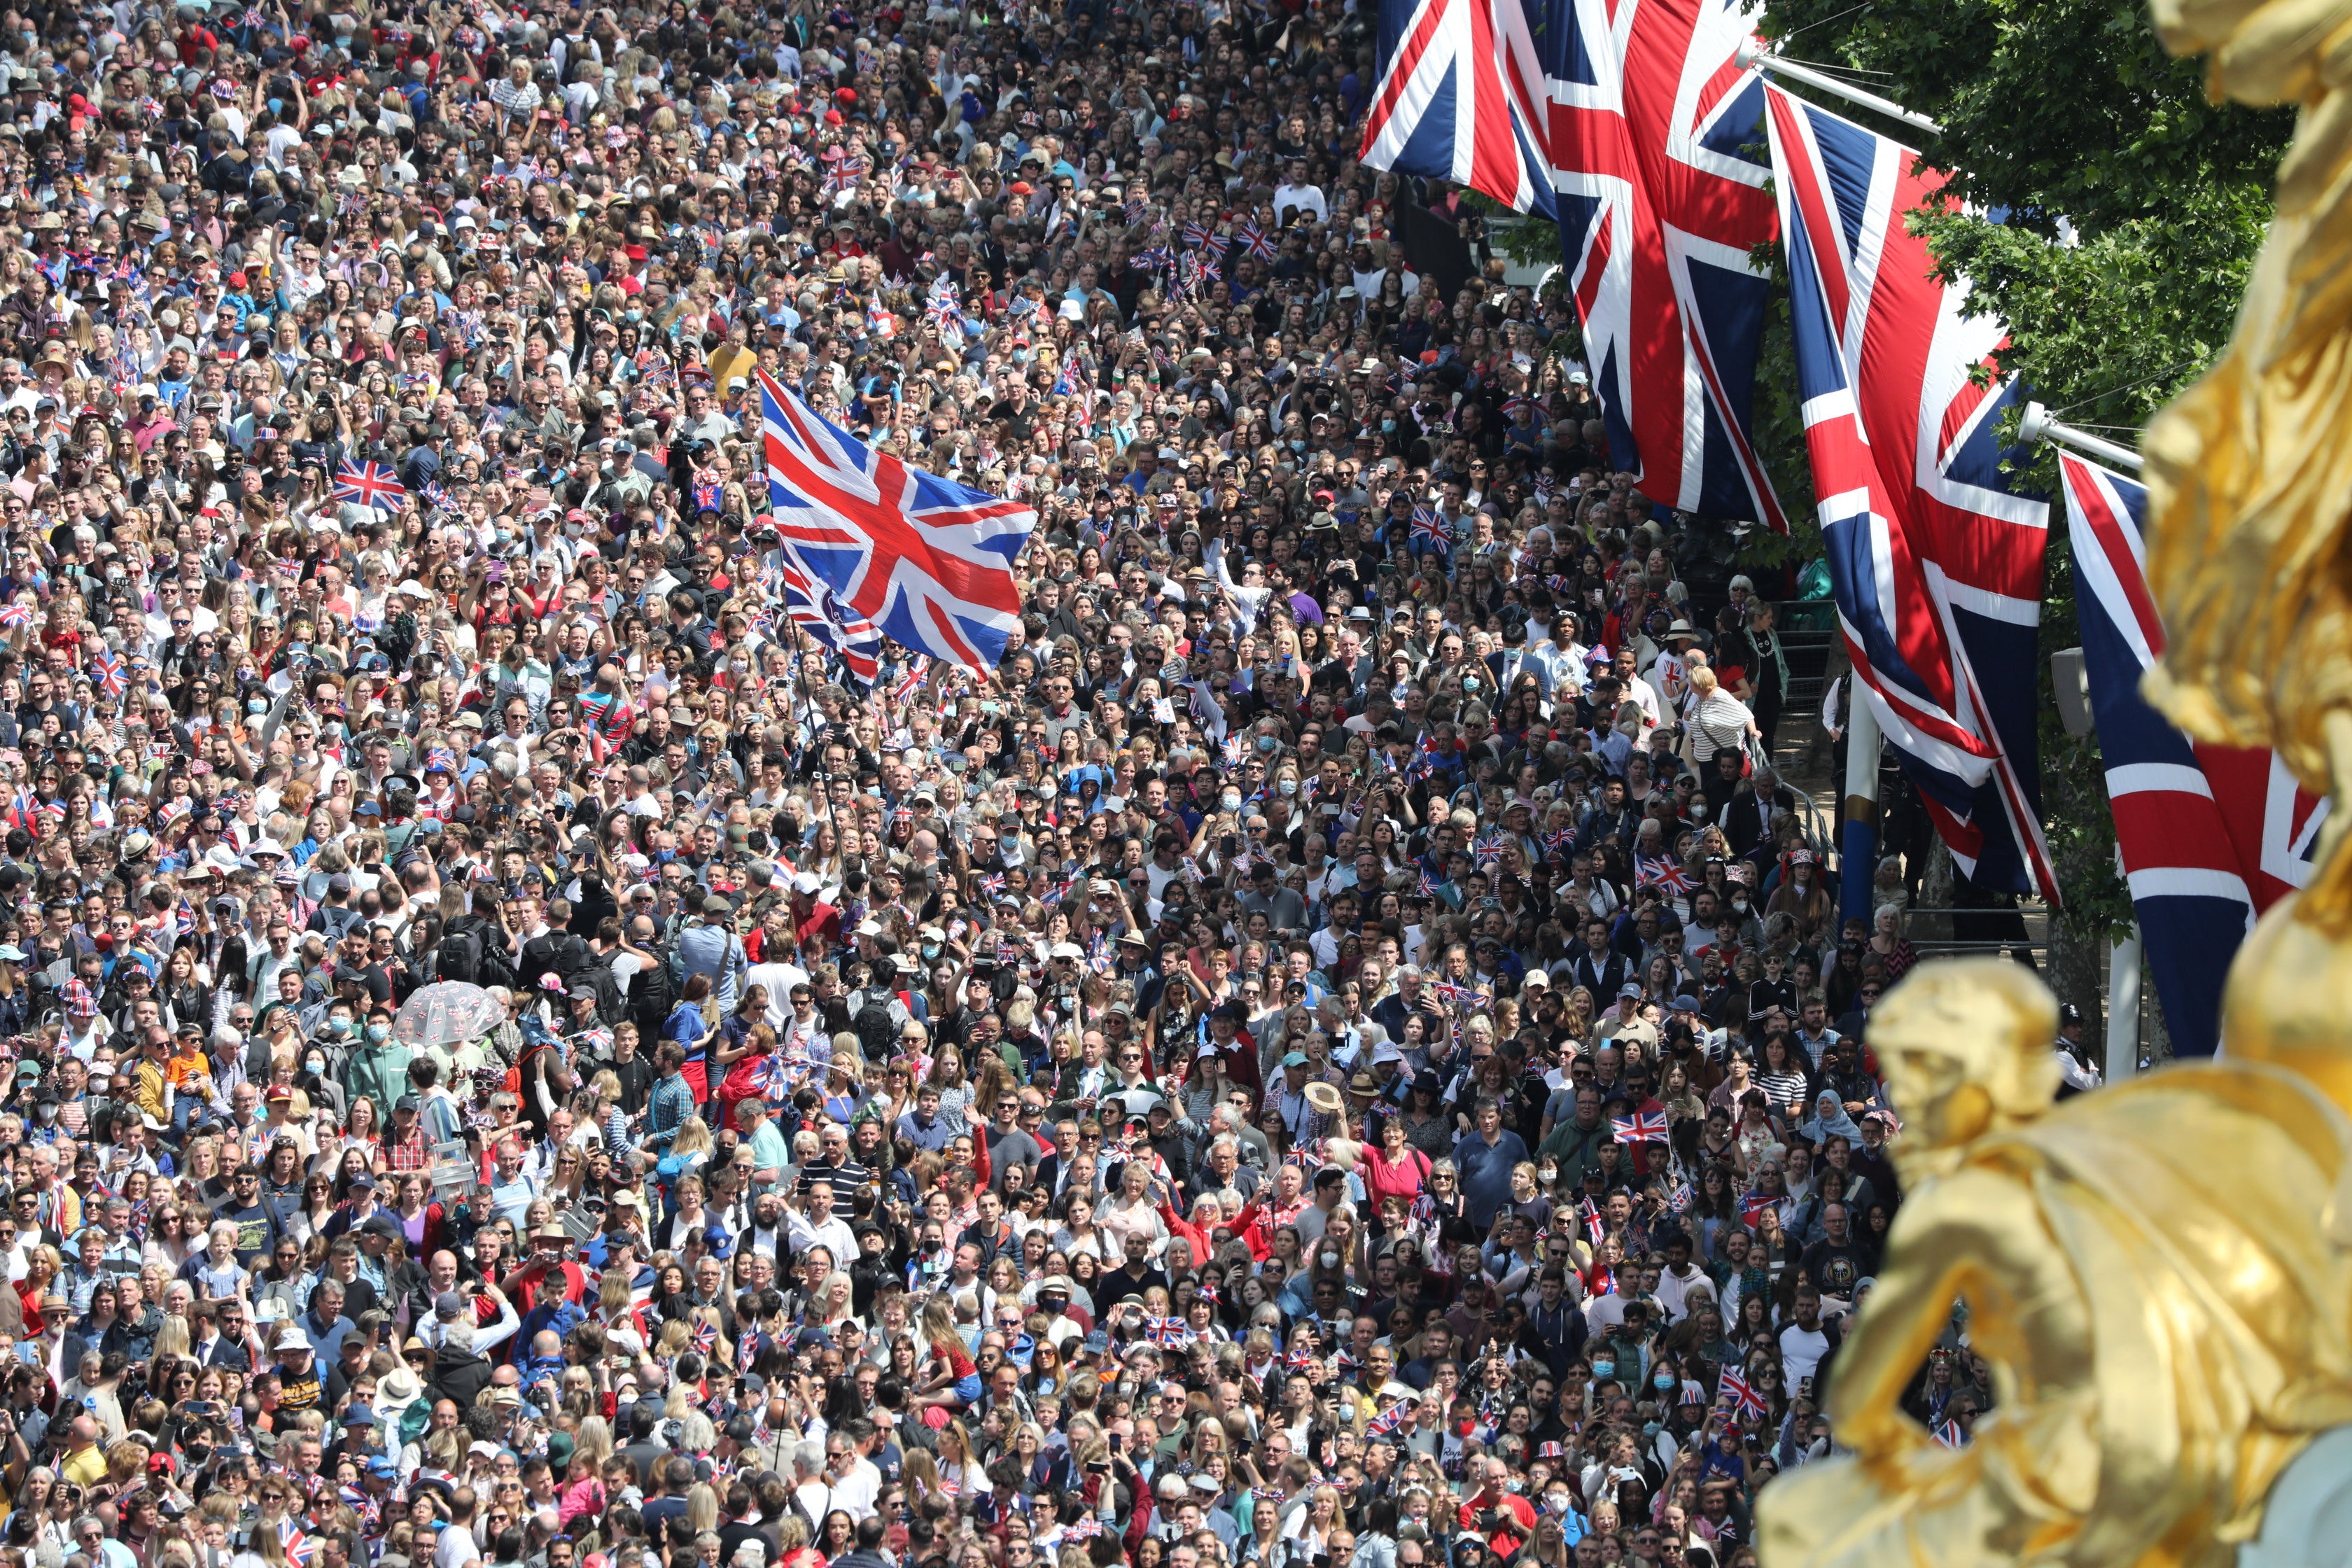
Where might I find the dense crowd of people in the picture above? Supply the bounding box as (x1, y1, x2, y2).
(0, 3, 1971, 1568)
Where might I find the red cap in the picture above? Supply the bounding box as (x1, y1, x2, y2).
(625, 244, 646, 260)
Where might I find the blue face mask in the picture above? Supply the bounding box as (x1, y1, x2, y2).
(1592, 1360, 1615, 1380)
(1382, 419, 1396, 433)
(365, 1023, 390, 1044)
(1654, 1372, 1676, 1391)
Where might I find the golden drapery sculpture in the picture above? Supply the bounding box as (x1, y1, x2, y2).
(1754, 3, 2352, 1563)
(1754, 963, 2352, 1568)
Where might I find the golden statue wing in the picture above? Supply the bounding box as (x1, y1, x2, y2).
(2143, 0, 2352, 795)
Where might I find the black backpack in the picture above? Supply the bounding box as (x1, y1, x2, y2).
(631, 953, 678, 1040)
(440, 916, 518, 991)
(852, 999, 898, 1060)
(568, 950, 624, 1028)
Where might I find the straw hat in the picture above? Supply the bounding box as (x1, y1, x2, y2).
(1303, 1081, 1344, 1116)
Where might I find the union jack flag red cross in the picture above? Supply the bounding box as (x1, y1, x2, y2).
(332, 459, 406, 512)
(756, 369, 1035, 675)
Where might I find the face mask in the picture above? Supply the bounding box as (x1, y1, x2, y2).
(1732, 897, 1749, 915)
(1591, 1360, 1614, 1380)
(1256, 735, 1277, 755)
(247, 699, 268, 715)
(1544, 1494, 1573, 1517)
(365, 1024, 390, 1044)
(1462, 678, 1480, 695)
(1691, 805, 1710, 822)
(305, 1056, 326, 1075)
(1289, 439, 1305, 453)
(34, 1105, 51, 1120)
(1220, 792, 1241, 812)
(1278, 778, 1297, 797)
(1319, 1251, 1338, 1268)
(1654, 1372, 1676, 1391)
(326, 1018, 351, 1039)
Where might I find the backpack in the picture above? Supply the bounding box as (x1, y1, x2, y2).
(631, 953, 677, 1040)
(435, 925, 486, 985)
(568, 950, 624, 1028)
(852, 998, 898, 1060)
(519, 930, 592, 997)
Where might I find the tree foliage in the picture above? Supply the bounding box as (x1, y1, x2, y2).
(1756, 0, 2290, 939)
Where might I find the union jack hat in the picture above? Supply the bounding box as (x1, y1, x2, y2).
(59, 979, 94, 1017)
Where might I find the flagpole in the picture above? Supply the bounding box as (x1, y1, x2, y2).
(2108, 847, 2142, 1081)
(1735, 40, 1944, 136)
(1840, 682, 1881, 930)
(2019, 401, 2143, 473)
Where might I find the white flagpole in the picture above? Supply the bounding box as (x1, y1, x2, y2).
(2019, 400, 2143, 473)
(1735, 39, 1944, 136)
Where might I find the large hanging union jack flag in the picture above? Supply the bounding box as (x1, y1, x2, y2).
(1358, 0, 1555, 216)
(1765, 86, 2059, 901)
(755, 369, 1036, 674)
(1539, 0, 1786, 529)
(2060, 452, 2325, 1056)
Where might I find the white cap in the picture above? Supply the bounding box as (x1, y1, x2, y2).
(793, 872, 822, 895)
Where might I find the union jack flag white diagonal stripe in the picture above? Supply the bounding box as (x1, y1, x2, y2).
(2061, 452, 2325, 1056)
(756, 369, 1036, 675)
(1359, 0, 1555, 216)
(1536, 0, 1786, 528)
(1765, 86, 2059, 901)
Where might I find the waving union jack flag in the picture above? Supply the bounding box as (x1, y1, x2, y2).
(1367, 1399, 1413, 1438)
(1634, 854, 1695, 895)
(0, 603, 29, 631)
(1144, 1315, 1194, 1348)
(1409, 504, 1450, 554)
(1765, 87, 2057, 900)
(332, 460, 406, 512)
(1717, 1365, 1768, 1422)
(86, 647, 127, 699)
(1932, 1417, 1968, 1448)
(1359, 0, 1553, 216)
(1541, 0, 1786, 529)
(757, 370, 1035, 675)
(280, 1520, 317, 1568)
(1234, 219, 1278, 261)
(1610, 1110, 1670, 1144)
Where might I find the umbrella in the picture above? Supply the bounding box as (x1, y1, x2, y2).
(392, 981, 506, 1049)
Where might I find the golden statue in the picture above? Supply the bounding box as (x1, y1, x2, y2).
(1754, 962, 2352, 1568)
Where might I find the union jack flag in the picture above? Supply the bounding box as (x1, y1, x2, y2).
(2060, 452, 2323, 1055)
(1541, 0, 1786, 529)
(420, 477, 452, 512)
(757, 370, 1035, 674)
(1065, 1517, 1105, 1542)
(1180, 220, 1211, 250)
(1131, 245, 1172, 274)
(1144, 1315, 1194, 1348)
(748, 1051, 794, 1100)
(1932, 1418, 1968, 1448)
(1124, 195, 1148, 226)
(1767, 86, 2057, 901)
(691, 1318, 718, 1354)
(1359, 0, 1553, 216)
(1234, 219, 1278, 261)
(1367, 1400, 1412, 1438)
(773, 545, 883, 687)
(740, 1331, 761, 1371)
(86, 647, 127, 699)
(1717, 1365, 1768, 1422)
(1740, 1189, 1778, 1228)
(280, 1520, 317, 1568)
(925, 276, 965, 335)
(0, 603, 31, 630)
(332, 460, 406, 512)
(1634, 854, 1694, 894)
(888, 657, 929, 708)
(1610, 1110, 1669, 1144)
(1410, 503, 1450, 554)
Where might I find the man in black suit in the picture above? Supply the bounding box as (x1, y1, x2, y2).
(1719, 752, 1799, 860)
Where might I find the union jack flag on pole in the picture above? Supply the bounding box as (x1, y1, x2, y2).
(1410, 504, 1452, 555)
(86, 647, 128, 699)
(1538, 0, 1787, 528)
(755, 369, 1036, 676)
(2060, 452, 2324, 1055)
(1358, 0, 1555, 216)
(332, 459, 406, 512)
(1765, 87, 2059, 900)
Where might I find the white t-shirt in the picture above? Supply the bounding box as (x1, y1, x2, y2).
(1779, 1320, 1831, 1391)
(435, 1519, 484, 1568)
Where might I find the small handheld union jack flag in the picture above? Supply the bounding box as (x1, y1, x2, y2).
(1235, 219, 1277, 261)
(86, 648, 127, 699)
(1180, 219, 1210, 251)
(1636, 855, 1697, 895)
(1366, 1400, 1411, 1438)
(1611, 1110, 1670, 1144)
(1718, 1366, 1769, 1422)
(0, 603, 31, 630)
(1144, 1315, 1194, 1348)
(1932, 1417, 1968, 1448)
(1410, 504, 1450, 554)
(333, 459, 406, 512)
(280, 1520, 317, 1568)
